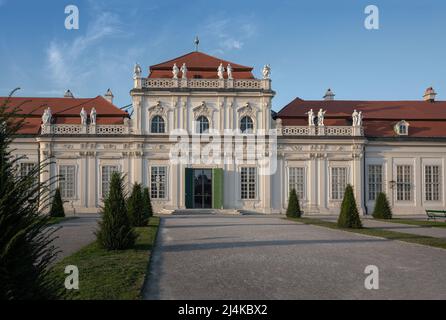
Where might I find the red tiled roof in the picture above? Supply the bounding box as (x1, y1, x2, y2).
(277, 98, 446, 138)
(148, 51, 254, 79)
(1, 96, 128, 134)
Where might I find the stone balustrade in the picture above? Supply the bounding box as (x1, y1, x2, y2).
(280, 126, 363, 137)
(41, 123, 131, 135)
(138, 77, 269, 90)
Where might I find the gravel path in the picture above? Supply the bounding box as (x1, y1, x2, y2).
(143, 214, 446, 300)
(49, 215, 99, 263)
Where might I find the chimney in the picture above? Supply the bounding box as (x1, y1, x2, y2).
(64, 89, 74, 98)
(423, 87, 437, 103)
(104, 88, 114, 104)
(323, 88, 335, 101)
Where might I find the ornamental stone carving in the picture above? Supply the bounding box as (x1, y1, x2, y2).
(193, 101, 211, 119)
(237, 102, 256, 118)
(149, 101, 167, 117)
(262, 64, 271, 79)
(172, 63, 179, 79)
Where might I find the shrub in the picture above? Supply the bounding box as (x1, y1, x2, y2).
(127, 183, 146, 227)
(49, 188, 65, 217)
(337, 184, 363, 229)
(96, 172, 136, 250)
(0, 91, 60, 299)
(372, 192, 393, 219)
(286, 188, 302, 218)
(142, 187, 153, 220)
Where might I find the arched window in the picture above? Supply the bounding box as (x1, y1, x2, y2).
(151, 115, 165, 133)
(240, 116, 254, 133)
(196, 116, 209, 134)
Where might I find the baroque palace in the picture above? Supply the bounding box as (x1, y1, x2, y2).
(4, 50, 446, 216)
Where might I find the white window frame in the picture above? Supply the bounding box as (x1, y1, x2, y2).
(239, 116, 255, 134)
(150, 166, 168, 199)
(367, 164, 383, 201)
(100, 165, 119, 199)
(330, 166, 348, 201)
(150, 115, 166, 134)
(59, 165, 77, 200)
(19, 162, 37, 178)
(240, 167, 257, 200)
(396, 164, 413, 202)
(288, 167, 306, 201)
(423, 163, 442, 202)
(195, 116, 210, 134)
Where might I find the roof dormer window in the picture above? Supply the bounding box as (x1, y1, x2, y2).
(395, 120, 409, 136)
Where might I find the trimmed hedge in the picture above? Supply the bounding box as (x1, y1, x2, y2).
(286, 188, 302, 218)
(337, 184, 362, 229)
(372, 192, 393, 219)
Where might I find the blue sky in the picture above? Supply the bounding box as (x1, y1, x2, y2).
(0, 0, 444, 111)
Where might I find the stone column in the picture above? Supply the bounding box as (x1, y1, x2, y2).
(307, 155, 319, 213)
(352, 153, 365, 215)
(87, 155, 97, 209)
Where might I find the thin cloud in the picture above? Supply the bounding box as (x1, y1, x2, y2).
(202, 16, 257, 54)
(45, 11, 125, 87)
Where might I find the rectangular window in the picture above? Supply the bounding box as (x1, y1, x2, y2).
(101, 165, 119, 198)
(59, 165, 76, 199)
(20, 162, 36, 178)
(289, 167, 305, 200)
(151, 166, 167, 199)
(331, 167, 347, 200)
(241, 167, 256, 199)
(368, 165, 383, 201)
(396, 165, 412, 201)
(425, 165, 441, 201)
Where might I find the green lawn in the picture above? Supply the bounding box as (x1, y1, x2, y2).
(288, 217, 446, 250)
(46, 216, 78, 226)
(50, 216, 160, 300)
(376, 218, 446, 228)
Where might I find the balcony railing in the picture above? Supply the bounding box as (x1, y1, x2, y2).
(138, 77, 269, 90)
(41, 123, 130, 135)
(280, 126, 363, 137)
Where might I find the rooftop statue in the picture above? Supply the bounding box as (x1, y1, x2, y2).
(181, 63, 187, 79)
(217, 63, 225, 79)
(172, 63, 179, 79)
(262, 64, 271, 79)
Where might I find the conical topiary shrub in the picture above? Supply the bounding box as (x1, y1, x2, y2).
(142, 187, 153, 221)
(127, 183, 146, 227)
(96, 172, 136, 250)
(337, 184, 362, 228)
(286, 188, 302, 218)
(372, 192, 392, 219)
(49, 187, 65, 217)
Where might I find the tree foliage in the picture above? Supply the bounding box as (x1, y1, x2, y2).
(286, 188, 302, 218)
(372, 192, 393, 219)
(337, 184, 363, 229)
(49, 188, 65, 218)
(127, 183, 147, 227)
(0, 90, 60, 299)
(142, 187, 153, 220)
(96, 172, 136, 250)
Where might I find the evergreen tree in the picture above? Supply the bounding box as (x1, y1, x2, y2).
(49, 187, 65, 217)
(142, 187, 153, 220)
(127, 183, 146, 226)
(337, 184, 363, 229)
(286, 188, 302, 218)
(372, 192, 393, 219)
(0, 91, 60, 299)
(96, 172, 136, 250)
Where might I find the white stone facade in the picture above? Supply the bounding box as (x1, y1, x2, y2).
(9, 59, 446, 217)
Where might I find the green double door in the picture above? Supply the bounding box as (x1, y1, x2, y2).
(185, 168, 223, 209)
